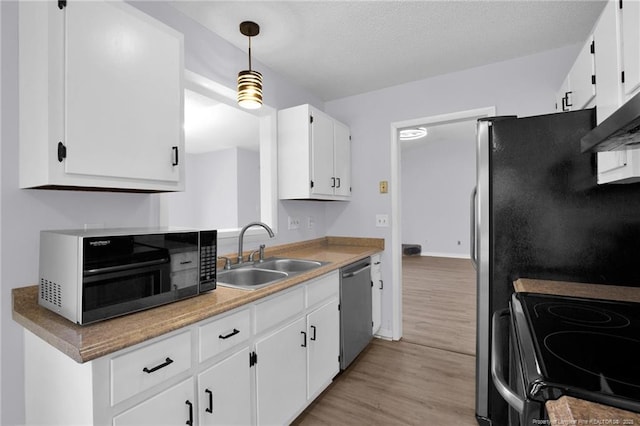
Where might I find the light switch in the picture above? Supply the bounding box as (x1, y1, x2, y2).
(379, 181, 388, 193)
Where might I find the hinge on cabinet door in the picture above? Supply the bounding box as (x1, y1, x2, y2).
(57, 142, 67, 162)
(338, 304, 341, 311)
(310, 115, 314, 124)
(592, 75, 596, 85)
(590, 41, 595, 54)
(622, 71, 626, 84)
(371, 280, 373, 287)
(620, 0, 623, 9)
(310, 180, 314, 188)
(249, 351, 258, 367)
(58, 0, 67, 9)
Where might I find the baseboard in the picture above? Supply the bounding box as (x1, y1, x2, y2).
(420, 251, 470, 259)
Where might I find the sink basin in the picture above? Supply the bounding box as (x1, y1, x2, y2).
(217, 268, 288, 290)
(256, 258, 323, 273)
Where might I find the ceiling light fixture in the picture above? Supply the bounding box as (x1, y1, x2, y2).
(399, 127, 428, 141)
(237, 21, 263, 110)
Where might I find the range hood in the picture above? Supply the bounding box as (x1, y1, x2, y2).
(581, 91, 640, 153)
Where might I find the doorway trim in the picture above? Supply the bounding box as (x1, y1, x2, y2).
(389, 106, 495, 340)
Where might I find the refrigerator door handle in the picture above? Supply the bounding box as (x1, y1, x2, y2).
(491, 309, 525, 414)
(470, 186, 478, 268)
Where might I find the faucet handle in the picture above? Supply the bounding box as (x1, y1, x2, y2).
(218, 256, 232, 270)
(248, 244, 267, 263)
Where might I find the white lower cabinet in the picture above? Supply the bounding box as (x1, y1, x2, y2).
(371, 254, 383, 335)
(198, 347, 251, 426)
(113, 378, 195, 426)
(307, 298, 340, 398)
(255, 317, 308, 425)
(24, 270, 344, 426)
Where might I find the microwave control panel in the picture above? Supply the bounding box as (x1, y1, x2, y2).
(199, 230, 217, 292)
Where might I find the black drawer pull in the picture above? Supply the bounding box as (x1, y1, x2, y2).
(205, 389, 213, 413)
(310, 325, 317, 341)
(142, 357, 173, 374)
(172, 146, 179, 166)
(185, 400, 193, 426)
(301, 331, 307, 347)
(219, 328, 240, 340)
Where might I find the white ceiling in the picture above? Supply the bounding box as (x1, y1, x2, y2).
(170, 0, 607, 102)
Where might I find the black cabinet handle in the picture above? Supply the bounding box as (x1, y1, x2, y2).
(185, 400, 193, 426)
(310, 325, 317, 341)
(142, 357, 173, 374)
(219, 328, 240, 340)
(336, 177, 341, 188)
(331, 177, 336, 188)
(205, 389, 213, 413)
(301, 331, 307, 347)
(172, 146, 179, 166)
(379, 279, 384, 290)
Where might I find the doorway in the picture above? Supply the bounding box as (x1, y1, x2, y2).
(389, 107, 494, 340)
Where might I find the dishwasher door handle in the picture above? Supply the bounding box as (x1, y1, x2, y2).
(342, 264, 371, 278)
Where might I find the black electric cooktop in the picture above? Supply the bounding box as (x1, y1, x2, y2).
(516, 292, 640, 411)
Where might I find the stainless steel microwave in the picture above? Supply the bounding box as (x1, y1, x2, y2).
(38, 228, 217, 325)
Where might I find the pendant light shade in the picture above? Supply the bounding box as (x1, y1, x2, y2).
(237, 21, 263, 109)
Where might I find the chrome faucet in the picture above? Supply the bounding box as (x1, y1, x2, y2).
(237, 222, 274, 264)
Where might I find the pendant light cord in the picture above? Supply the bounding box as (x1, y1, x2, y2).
(248, 36, 252, 71)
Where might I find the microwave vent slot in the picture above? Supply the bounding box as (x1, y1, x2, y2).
(40, 278, 62, 308)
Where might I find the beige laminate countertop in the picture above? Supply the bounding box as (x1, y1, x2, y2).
(12, 236, 383, 364)
(514, 278, 640, 424)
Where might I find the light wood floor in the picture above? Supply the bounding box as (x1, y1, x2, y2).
(294, 256, 477, 425)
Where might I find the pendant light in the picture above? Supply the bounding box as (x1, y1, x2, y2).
(237, 21, 263, 109)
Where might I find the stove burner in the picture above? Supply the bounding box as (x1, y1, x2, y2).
(544, 331, 640, 392)
(534, 303, 630, 329)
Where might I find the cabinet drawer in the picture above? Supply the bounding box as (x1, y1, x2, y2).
(170, 251, 198, 272)
(255, 286, 304, 334)
(111, 331, 191, 405)
(199, 308, 251, 362)
(306, 272, 339, 308)
(371, 254, 381, 273)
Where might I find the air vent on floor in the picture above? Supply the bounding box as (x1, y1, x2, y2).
(40, 278, 62, 308)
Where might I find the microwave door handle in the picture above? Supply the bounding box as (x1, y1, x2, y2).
(491, 309, 525, 414)
(84, 258, 169, 276)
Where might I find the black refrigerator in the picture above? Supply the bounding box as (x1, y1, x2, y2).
(472, 108, 640, 425)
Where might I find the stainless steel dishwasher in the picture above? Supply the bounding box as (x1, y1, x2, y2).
(339, 257, 373, 370)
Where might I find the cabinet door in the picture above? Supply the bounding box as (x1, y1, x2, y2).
(64, 1, 182, 182)
(569, 37, 596, 110)
(622, 0, 640, 97)
(310, 111, 336, 196)
(333, 121, 351, 197)
(371, 256, 382, 335)
(198, 348, 251, 426)
(307, 298, 340, 398)
(113, 377, 195, 426)
(594, 0, 623, 124)
(556, 75, 571, 112)
(255, 317, 307, 426)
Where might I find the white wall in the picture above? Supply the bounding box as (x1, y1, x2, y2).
(324, 44, 580, 337)
(401, 126, 476, 258)
(237, 148, 261, 225)
(0, 2, 325, 424)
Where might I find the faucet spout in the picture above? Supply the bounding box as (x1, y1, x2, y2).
(237, 221, 275, 264)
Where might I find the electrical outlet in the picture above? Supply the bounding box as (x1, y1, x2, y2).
(307, 216, 315, 229)
(376, 214, 389, 227)
(288, 216, 300, 230)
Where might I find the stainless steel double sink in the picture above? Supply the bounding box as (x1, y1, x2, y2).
(217, 257, 326, 290)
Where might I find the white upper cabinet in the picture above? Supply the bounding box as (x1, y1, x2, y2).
(555, 37, 596, 112)
(278, 104, 351, 200)
(593, 0, 623, 124)
(19, 0, 185, 192)
(622, 0, 640, 98)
